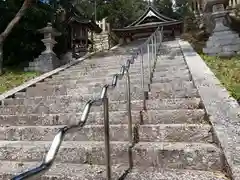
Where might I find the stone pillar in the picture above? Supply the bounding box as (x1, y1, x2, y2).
(203, 1, 240, 56)
(25, 23, 61, 73)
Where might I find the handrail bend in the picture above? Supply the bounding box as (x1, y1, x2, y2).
(12, 27, 163, 180)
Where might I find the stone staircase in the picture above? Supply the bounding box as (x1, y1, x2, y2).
(0, 39, 230, 179)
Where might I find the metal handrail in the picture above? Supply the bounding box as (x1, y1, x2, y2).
(12, 27, 163, 180)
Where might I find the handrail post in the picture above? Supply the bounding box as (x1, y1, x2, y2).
(155, 32, 158, 59)
(140, 48, 147, 110)
(125, 67, 133, 170)
(147, 40, 151, 84)
(103, 95, 111, 180)
(151, 37, 154, 82)
(140, 48, 145, 92)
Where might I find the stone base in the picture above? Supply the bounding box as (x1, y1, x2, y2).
(25, 52, 60, 73)
(204, 30, 240, 57)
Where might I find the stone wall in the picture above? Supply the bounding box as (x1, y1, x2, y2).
(92, 32, 110, 52)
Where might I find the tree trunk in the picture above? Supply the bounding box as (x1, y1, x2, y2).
(0, 0, 33, 74)
(0, 43, 3, 75)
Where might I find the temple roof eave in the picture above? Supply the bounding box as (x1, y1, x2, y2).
(113, 20, 182, 32)
(127, 6, 178, 27)
(68, 17, 102, 33)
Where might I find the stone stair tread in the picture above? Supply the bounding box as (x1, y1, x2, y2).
(138, 124, 213, 143)
(0, 109, 206, 126)
(0, 161, 229, 180)
(149, 89, 199, 99)
(126, 167, 229, 180)
(0, 161, 127, 179)
(133, 142, 223, 171)
(0, 140, 128, 148)
(0, 141, 130, 165)
(134, 141, 219, 151)
(0, 98, 202, 115)
(0, 125, 131, 141)
(0, 123, 212, 142)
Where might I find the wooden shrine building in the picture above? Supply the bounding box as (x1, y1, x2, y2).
(112, 6, 183, 44)
(66, 4, 102, 58)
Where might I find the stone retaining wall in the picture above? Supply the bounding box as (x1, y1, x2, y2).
(179, 39, 240, 180)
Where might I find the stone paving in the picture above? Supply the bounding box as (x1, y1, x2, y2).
(0, 38, 235, 179)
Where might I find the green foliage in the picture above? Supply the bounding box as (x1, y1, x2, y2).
(153, 0, 174, 18)
(75, 0, 147, 28)
(0, 70, 39, 93)
(105, 0, 147, 28)
(201, 55, 240, 101)
(152, 0, 191, 20)
(174, 0, 191, 19)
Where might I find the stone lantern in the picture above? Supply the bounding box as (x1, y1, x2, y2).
(38, 22, 61, 55)
(25, 22, 62, 73)
(203, 0, 240, 57)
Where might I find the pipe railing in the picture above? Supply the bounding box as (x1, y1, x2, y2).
(12, 26, 163, 180)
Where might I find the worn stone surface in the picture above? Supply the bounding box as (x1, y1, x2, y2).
(0, 141, 129, 165)
(139, 124, 213, 143)
(133, 142, 223, 171)
(179, 39, 240, 180)
(126, 167, 229, 180)
(0, 38, 231, 179)
(0, 161, 127, 180)
(0, 97, 201, 115)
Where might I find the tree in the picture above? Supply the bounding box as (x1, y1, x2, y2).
(103, 0, 147, 28)
(153, 0, 174, 18)
(173, 0, 191, 19)
(0, 0, 34, 74)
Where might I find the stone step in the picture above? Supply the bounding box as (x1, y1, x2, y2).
(58, 65, 189, 77)
(67, 63, 148, 72)
(138, 124, 213, 143)
(0, 161, 127, 180)
(153, 70, 190, 78)
(0, 98, 201, 115)
(154, 61, 187, 68)
(0, 141, 223, 171)
(51, 69, 190, 82)
(43, 76, 192, 92)
(33, 81, 194, 96)
(0, 125, 129, 141)
(0, 124, 212, 143)
(50, 72, 149, 82)
(0, 109, 206, 126)
(66, 58, 187, 71)
(0, 161, 230, 180)
(150, 88, 199, 99)
(0, 141, 129, 165)
(125, 167, 229, 180)
(44, 75, 149, 86)
(44, 75, 191, 86)
(133, 142, 223, 171)
(24, 86, 146, 100)
(151, 81, 194, 90)
(14, 92, 26, 98)
(23, 83, 197, 100)
(47, 73, 192, 86)
(62, 64, 188, 75)
(153, 75, 192, 83)
(67, 58, 186, 70)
